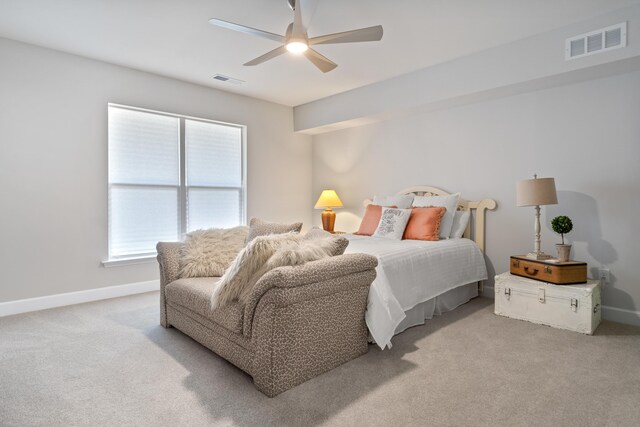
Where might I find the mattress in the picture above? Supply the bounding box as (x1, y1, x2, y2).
(344, 235, 488, 349)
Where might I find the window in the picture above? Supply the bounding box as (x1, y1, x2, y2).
(107, 104, 246, 260)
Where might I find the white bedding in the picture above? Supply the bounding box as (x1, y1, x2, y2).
(344, 235, 488, 349)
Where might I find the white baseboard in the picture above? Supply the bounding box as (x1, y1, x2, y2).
(601, 305, 640, 327)
(0, 280, 159, 317)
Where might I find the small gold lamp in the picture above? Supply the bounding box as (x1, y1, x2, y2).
(314, 190, 343, 233)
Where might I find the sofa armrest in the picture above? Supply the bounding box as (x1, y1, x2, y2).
(156, 241, 183, 327)
(265, 253, 377, 289)
(243, 253, 377, 336)
(249, 254, 377, 396)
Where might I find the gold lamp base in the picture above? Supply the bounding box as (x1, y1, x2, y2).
(321, 208, 336, 233)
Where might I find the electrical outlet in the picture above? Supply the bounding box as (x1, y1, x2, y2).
(599, 268, 610, 284)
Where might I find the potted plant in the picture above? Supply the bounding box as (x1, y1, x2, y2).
(551, 215, 573, 262)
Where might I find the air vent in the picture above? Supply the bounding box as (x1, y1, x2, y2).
(212, 74, 244, 85)
(566, 22, 626, 60)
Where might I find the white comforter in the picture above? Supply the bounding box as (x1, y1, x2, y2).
(344, 235, 488, 349)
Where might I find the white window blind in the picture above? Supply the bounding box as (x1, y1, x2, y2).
(108, 105, 245, 260)
(185, 119, 243, 231)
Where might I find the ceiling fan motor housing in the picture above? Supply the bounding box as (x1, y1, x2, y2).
(285, 22, 307, 45)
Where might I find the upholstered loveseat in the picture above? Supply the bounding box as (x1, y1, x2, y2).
(156, 241, 378, 397)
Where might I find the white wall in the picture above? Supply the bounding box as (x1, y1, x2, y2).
(296, 4, 640, 134)
(0, 38, 312, 303)
(312, 70, 640, 316)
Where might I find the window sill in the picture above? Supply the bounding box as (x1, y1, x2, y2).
(102, 255, 157, 268)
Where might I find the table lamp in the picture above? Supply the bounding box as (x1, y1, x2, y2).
(516, 174, 558, 260)
(314, 190, 343, 233)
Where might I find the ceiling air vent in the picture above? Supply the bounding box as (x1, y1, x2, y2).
(566, 22, 626, 60)
(212, 74, 244, 85)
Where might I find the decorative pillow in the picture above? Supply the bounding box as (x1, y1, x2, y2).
(412, 192, 460, 239)
(372, 194, 414, 209)
(305, 234, 349, 257)
(450, 210, 471, 239)
(211, 233, 348, 308)
(304, 227, 333, 239)
(354, 204, 395, 236)
(179, 226, 249, 278)
(403, 207, 446, 241)
(373, 207, 412, 240)
(245, 218, 303, 243)
(265, 236, 349, 272)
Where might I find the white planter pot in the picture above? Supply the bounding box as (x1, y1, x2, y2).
(556, 244, 572, 262)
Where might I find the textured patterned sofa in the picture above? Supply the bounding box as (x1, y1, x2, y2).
(156, 242, 378, 397)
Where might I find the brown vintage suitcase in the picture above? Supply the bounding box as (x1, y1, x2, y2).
(510, 255, 587, 285)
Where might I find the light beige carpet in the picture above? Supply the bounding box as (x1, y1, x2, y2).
(1, 293, 639, 427)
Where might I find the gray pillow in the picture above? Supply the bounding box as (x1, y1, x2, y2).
(327, 236, 349, 256)
(303, 228, 348, 255)
(245, 218, 303, 243)
(304, 227, 333, 240)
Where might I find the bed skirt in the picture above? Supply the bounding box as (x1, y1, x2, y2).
(368, 282, 478, 346)
(394, 282, 478, 334)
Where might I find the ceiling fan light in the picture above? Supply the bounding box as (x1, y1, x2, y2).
(286, 41, 308, 54)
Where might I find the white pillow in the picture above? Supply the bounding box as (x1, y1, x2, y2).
(372, 194, 414, 209)
(449, 210, 470, 239)
(373, 207, 411, 240)
(412, 192, 460, 239)
(179, 226, 249, 278)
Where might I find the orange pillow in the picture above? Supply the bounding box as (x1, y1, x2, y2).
(403, 206, 446, 241)
(355, 204, 395, 236)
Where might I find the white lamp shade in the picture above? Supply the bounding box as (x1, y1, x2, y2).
(314, 190, 343, 209)
(516, 177, 558, 207)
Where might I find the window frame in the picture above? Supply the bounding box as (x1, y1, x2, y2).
(106, 103, 247, 264)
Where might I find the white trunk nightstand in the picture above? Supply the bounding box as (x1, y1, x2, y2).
(494, 272, 601, 334)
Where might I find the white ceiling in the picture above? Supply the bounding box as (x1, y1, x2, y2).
(1, 0, 639, 106)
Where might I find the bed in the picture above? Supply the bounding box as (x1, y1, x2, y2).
(343, 186, 496, 349)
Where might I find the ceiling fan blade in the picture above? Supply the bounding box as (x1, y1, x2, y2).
(304, 48, 338, 73)
(309, 25, 383, 45)
(243, 45, 288, 66)
(209, 18, 285, 44)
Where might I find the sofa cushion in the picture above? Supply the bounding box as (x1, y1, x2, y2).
(165, 278, 244, 334)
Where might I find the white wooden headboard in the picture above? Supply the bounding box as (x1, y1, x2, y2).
(364, 186, 497, 253)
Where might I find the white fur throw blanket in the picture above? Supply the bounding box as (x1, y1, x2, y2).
(211, 232, 348, 309)
(179, 226, 249, 278)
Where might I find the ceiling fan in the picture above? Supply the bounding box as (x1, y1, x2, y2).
(208, 0, 383, 73)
